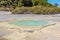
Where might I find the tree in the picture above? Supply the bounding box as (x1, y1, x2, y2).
(34, 1, 39, 6)
(21, 0, 33, 7)
(54, 3, 58, 7)
(0, 0, 56, 7)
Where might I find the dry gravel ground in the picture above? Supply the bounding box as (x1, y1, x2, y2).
(0, 11, 60, 22)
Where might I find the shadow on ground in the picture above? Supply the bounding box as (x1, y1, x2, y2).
(0, 38, 8, 40)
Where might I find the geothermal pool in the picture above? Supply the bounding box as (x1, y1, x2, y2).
(9, 20, 48, 26)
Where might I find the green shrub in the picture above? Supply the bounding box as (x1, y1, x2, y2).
(12, 7, 28, 14)
(12, 6, 60, 14)
(0, 7, 13, 11)
(12, 7, 22, 14)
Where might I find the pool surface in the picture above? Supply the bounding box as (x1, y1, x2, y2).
(9, 20, 48, 26)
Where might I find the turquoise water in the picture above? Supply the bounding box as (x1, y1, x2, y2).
(9, 20, 48, 26)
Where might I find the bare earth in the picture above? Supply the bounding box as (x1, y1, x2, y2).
(0, 22, 59, 40)
(0, 11, 60, 40)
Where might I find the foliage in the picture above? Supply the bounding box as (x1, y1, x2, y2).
(12, 6, 60, 14)
(0, 0, 55, 8)
(54, 3, 58, 7)
(12, 7, 28, 14)
(0, 0, 60, 15)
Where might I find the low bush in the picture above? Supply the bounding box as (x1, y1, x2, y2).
(2, 6, 60, 15)
(12, 7, 28, 14)
(0, 7, 13, 11)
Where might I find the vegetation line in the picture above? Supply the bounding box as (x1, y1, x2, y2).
(0, 0, 60, 14)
